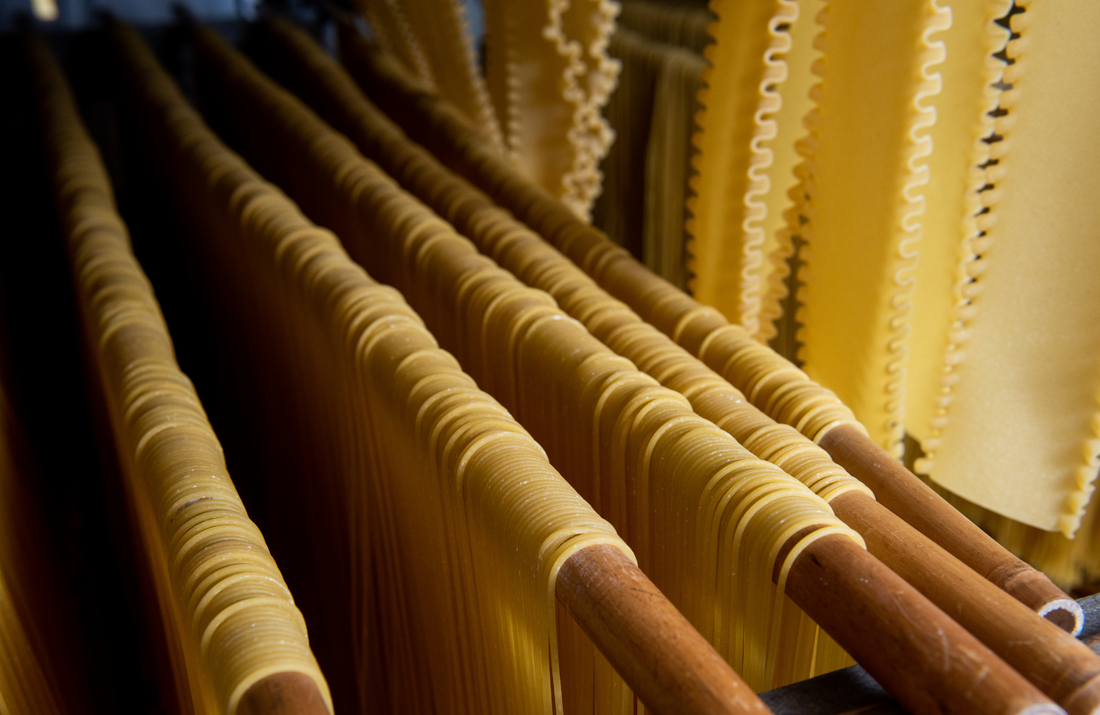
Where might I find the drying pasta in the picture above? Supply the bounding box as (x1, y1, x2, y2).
(904, 0, 1011, 451)
(593, 27, 704, 289)
(776, 0, 952, 456)
(189, 23, 867, 692)
(687, 0, 797, 340)
(591, 28, 661, 257)
(27, 29, 331, 715)
(479, 0, 620, 219)
(616, 0, 714, 55)
(643, 41, 704, 291)
(260, 16, 869, 510)
(337, 27, 864, 452)
(355, 0, 503, 152)
(918, 0, 1100, 538)
(110, 19, 636, 715)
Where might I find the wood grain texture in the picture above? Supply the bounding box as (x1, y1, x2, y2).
(237, 672, 332, 715)
(787, 534, 1063, 715)
(557, 544, 771, 715)
(820, 424, 1082, 635)
(832, 491, 1100, 714)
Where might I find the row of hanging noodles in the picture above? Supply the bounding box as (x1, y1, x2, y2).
(335, 19, 865, 462)
(189, 22, 1100, 715)
(226, 19, 1100, 715)
(108, 18, 642, 715)
(658, 0, 1100, 584)
(190, 19, 869, 693)
(23, 30, 332, 715)
(337, 0, 1100, 588)
(592, 25, 705, 291)
(333, 5, 1100, 603)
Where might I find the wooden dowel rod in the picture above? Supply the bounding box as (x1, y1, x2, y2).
(557, 544, 772, 715)
(237, 672, 332, 715)
(820, 423, 1083, 635)
(785, 534, 1064, 715)
(832, 490, 1100, 714)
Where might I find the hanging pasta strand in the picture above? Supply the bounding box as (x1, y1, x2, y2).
(27, 28, 332, 715)
(903, 0, 1011, 452)
(0, 383, 69, 715)
(616, 0, 714, 54)
(591, 28, 662, 258)
(351, 0, 436, 89)
(783, 0, 952, 456)
(594, 27, 704, 288)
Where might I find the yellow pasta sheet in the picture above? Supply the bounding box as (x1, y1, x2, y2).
(689, 0, 795, 338)
(927, 0, 1100, 536)
(906, 0, 1010, 447)
(481, 0, 619, 218)
(793, 0, 950, 455)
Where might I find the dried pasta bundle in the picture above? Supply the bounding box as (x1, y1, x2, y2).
(479, 0, 620, 219)
(593, 27, 704, 289)
(617, 0, 714, 55)
(112, 20, 633, 715)
(643, 41, 705, 291)
(591, 28, 662, 256)
(917, 0, 1100, 539)
(261, 13, 868, 532)
(191, 25, 865, 691)
(354, 0, 504, 152)
(26, 30, 331, 715)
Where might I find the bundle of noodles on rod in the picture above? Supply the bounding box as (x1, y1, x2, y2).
(22, 31, 332, 715)
(184, 22, 1072, 715)
(592, 26, 705, 290)
(332, 16, 1085, 632)
(108, 19, 772, 715)
(243, 20, 1100, 714)
(616, 0, 715, 54)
